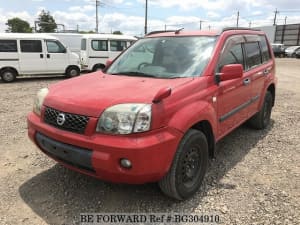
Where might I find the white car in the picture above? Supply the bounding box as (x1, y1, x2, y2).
(285, 46, 300, 57)
(0, 33, 80, 82)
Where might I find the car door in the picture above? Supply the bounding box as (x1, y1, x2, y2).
(216, 36, 252, 137)
(18, 39, 47, 74)
(45, 39, 69, 74)
(243, 35, 272, 115)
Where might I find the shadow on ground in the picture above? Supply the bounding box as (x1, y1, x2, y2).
(19, 121, 274, 224)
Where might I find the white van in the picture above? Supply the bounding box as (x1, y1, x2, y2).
(47, 33, 83, 56)
(0, 33, 80, 82)
(80, 34, 137, 71)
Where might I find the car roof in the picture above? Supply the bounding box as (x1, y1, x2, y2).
(81, 33, 137, 40)
(0, 33, 59, 40)
(146, 28, 266, 38)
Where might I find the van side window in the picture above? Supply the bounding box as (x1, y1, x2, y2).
(244, 42, 262, 70)
(0, 40, 17, 52)
(81, 39, 86, 50)
(259, 36, 271, 63)
(20, 40, 42, 53)
(218, 44, 244, 71)
(110, 40, 127, 51)
(46, 40, 66, 53)
(91, 40, 108, 51)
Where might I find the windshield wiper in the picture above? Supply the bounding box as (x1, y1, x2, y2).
(110, 71, 157, 78)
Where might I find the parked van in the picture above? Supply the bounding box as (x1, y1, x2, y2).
(47, 33, 83, 56)
(80, 34, 137, 71)
(0, 33, 81, 83)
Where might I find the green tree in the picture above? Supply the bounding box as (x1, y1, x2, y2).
(37, 10, 57, 32)
(112, 31, 123, 35)
(6, 17, 32, 33)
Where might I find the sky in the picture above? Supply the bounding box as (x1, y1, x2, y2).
(0, 0, 300, 36)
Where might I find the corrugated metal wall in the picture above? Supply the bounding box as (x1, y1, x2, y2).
(274, 24, 300, 47)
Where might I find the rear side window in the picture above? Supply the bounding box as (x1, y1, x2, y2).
(91, 40, 108, 51)
(218, 43, 244, 71)
(20, 40, 42, 53)
(0, 40, 17, 52)
(259, 36, 271, 63)
(81, 39, 86, 50)
(110, 40, 127, 52)
(244, 42, 261, 70)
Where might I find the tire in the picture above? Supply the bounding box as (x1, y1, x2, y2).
(247, 91, 273, 129)
(92, 64, 105, 72)
(66, 66, 80, 78)
(159, 129, 208, 200)
(0, 68, 17, 83)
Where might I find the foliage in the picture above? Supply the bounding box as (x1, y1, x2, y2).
(6, 17, 32, 33)
(37, 10, 57, 32)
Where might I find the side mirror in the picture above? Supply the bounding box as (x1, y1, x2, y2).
(219, 64, 243, 81)
(105, 59, 113, 67)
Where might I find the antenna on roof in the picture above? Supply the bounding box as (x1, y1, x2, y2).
(175, 28, 184, 34)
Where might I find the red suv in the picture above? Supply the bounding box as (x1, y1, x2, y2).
(27, 28, 276, 200)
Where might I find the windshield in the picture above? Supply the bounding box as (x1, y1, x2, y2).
(106, 36, 216, 79)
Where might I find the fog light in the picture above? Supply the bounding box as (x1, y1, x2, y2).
(120, 158, 132, 169)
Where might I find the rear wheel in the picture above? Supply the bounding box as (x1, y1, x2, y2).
(247, 91, 273, 129)
(159, 129, 208, 200)
(1, 68, 17, 83)
(66, 66, 80, 78)
(92, 64, 105, 72)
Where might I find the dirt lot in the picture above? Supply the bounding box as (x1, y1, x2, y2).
(0, 59, 299, 225)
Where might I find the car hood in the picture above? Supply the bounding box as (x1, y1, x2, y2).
(44, 72, 193, 117)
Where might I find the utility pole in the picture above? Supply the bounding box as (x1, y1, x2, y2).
(144, 0, 148, 35)
(164, 24, 167, 31)
(273, 8, 279, 25)
(249, 21, 252, 28)
(199, 20, 204, 30)
(236, 11, 239, 27)
(96, 0, 99, 33)
(284, 16, 287, 25)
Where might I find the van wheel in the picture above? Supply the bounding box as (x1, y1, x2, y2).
(66, 66, 80, 78)
(159, 129, 208, 200)
(1, 69, 16, 83)
(92, 64, 105, 72)
(247, 91, 273, 129)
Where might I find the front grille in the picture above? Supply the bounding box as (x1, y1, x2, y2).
(44, 107, 89, 134)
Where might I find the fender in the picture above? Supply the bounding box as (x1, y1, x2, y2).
(168, 100, 218, 136)
(257, 79, 277, 110)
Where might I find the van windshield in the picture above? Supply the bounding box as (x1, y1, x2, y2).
(106, 36, 216, 79)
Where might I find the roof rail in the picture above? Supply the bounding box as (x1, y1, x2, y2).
(146, 30, 176, 36)
(222, 27, 261, 32)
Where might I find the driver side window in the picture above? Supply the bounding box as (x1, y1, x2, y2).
(218, 43, 244, 72)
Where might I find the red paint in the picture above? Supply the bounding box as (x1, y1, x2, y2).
(27, 29, 276, 184)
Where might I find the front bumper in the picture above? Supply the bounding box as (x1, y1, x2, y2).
(27, 112, 182, 184)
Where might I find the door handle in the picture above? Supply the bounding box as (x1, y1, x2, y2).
(47, 54, 50, 58)
(243, 78, 251, 86)
(40, 54, 44, 58)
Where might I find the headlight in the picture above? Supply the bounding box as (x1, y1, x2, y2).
(33, 88, 49, 116)
(96, 104, 151, 134)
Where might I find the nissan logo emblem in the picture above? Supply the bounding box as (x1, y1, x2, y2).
(56, 113, 66, 126)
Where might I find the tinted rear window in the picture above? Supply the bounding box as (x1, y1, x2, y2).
(20, 40, 42, 53)
(0, 40, 17, 52)
(244, 42, 261, 70)
(259, 36, 271, 63)
(81, 39, 86, 50)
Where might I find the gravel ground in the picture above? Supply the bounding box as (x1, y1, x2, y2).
(0, 59, 299, 225)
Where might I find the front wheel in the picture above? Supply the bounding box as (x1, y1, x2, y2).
(159, 129, 208, 200)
